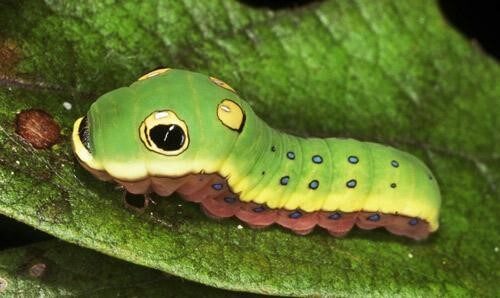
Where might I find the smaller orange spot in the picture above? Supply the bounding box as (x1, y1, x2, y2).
(209, 76, 236, 93)
(138, 68, 171, 81)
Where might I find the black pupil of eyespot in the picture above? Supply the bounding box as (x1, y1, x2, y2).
(149, 124, 185, 151)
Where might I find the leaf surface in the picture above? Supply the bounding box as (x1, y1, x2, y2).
(0, 240, 251, 297)
(0, 0, 498, 296)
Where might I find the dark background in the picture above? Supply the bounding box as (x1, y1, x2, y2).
(439, 1, 499, 60)
(1, 0, 498, 250)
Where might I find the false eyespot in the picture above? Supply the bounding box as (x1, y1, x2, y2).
(139, 110, 189, 156)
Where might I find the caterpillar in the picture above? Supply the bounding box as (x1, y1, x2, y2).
(72, 68, 441, 240)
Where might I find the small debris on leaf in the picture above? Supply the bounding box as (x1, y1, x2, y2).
(15, 109, 61, 149)
(62, 101, 72, 110)
(28, 263, 47, 278)
(0, 39, 20, 74)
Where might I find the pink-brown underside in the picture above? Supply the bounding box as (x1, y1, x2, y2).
(84, 162, 430, 240)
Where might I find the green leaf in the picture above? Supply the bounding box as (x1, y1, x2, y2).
(0, 240, 254, 297)
(0, 0, 499, 296)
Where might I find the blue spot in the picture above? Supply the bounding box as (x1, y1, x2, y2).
(346, 179, 357, 188)
(391, 160, 399, 168)
(312, 155, 323, 164)
(212, 183, 223, 191)
(287, 151, 295, 160)
(309, 180, 319, 190)
(271, 145, 276, 152)
(390, 183, 397, 188)
(252, 205, 266, 213)
(409, 218, 419, 226)
(280, 176, 290, 186)
(348, 155, 359, 164)
(367, 213, 380, 221)
(289, 211, 302, 219)
(328, 212, 342, 220)
(223, 197, 236, 204)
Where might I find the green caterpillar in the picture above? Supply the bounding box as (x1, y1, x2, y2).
(72, 68, 441, 240)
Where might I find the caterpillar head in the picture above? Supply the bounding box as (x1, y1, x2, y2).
(72, 68, 251, 181)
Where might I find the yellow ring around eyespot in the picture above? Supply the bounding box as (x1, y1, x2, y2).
(217, 99, 245, 131)
(138, 68, 171, 81)
(209, 76, 236, 93)
(139, 110, 190, 156)
(71, 117, 104, 171)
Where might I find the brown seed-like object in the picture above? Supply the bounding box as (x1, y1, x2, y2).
(15, 109, 61, 149)
(28, 263, 47, 278)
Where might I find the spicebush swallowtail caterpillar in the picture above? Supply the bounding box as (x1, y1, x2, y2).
(72, 68, 441, 240)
